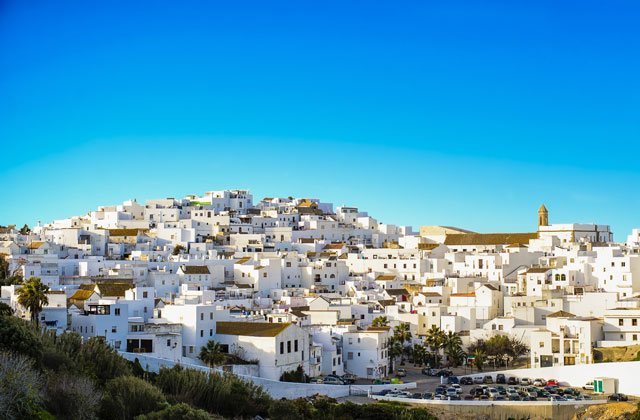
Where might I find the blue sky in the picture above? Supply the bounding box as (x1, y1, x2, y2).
(1, 1, 639, 238)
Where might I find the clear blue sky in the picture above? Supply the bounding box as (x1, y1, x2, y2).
(1, 1, 639, 238)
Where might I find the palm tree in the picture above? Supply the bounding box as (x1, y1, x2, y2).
(473, 349, 486, 372)
(371, 316, 389, 328)
(412, 344, 427, 367)
(388, 337, 403, 374)
(443, 331, 463, 365)
(425, 325, 445, 368)
(393, 323, 412, 365)
(16, 277, 49, 324)
(199, 340, 227, 367)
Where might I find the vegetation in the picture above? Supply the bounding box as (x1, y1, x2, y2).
(198, 340, 227, 367)
(0, 313, 438, 419)
(172, 244, 186, 256)
(393, 322, 412, 365)
(16, 276, 49, 324)
(268, 398, 438, 420)
(467, 335, 529, 369)
(424, 325, 446, 367)
(280, 365, 309, 383)
(371, 316, 389, 327)
(100, 376, 167, 419)
(0, 255, 23, 286)
(19, 224, 31, 235)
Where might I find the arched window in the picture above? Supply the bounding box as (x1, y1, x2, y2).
(561, 274, 566, 281)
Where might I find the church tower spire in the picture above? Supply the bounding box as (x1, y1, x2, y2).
(538, 204, 549, 228)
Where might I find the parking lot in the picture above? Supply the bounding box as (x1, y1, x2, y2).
(369, 364, 609, 402)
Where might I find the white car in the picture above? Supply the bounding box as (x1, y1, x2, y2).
(452, 384, 463, 394)
(533, 378, 546, 387)
(583, 381, 594, 390)
(520, 378, 532, 386)
(487, 388, 500, 398)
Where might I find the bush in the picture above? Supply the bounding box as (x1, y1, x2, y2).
(100, 376, 167, 420)
(79, 337, 132, 385)
(279, 365, 309, 383)
(45, 373, 101, 419)
(0, 315, 42, 361)
(135, 403, 217, 419)
(155, 365, 271, 418)
(0, 352, 44, 419)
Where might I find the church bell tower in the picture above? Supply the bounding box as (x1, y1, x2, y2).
(538, 204, 549, 228)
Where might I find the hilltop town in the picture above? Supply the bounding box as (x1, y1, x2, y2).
(2, 189, 640, 398)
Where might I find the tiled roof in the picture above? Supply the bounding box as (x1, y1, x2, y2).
(323, 243, 344, 250)
(527, 267, 551, 274)
(108, 229, 147, 237)
(181, 265, 210, 274)
(547, 310, 576, 318)
(385, 288, 409, 296)
(444, 232, 538, 246)
(450, 292, 476, 297)
(375, 275, 396, 281)
(96, 282, 132, 297)
(70, 289, 95, 301)
(215, 321, 291, 337)
(28, 241, 45, 249)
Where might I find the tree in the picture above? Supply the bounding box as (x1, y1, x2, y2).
(387, 337, 404, 374)
(0, 302, 12, 316)
(0, 255, 22, 286)
(371, 316, 389, 327)
(393, 323, 412, 365)
(78, 337, 132, 385)
(45, 373, 102, 420)
(172, 244, 186, 256)
(425, 325, 445, 368)
(16, 277, 49, 324)
(442, 331, 463, 366)
(199, 340, 227, 367)
(412, 344, 427, 367)
(100, 376, 167, 420)
(0, 315, 42, 361)
(19, 224, 31, 235)
(473, 349, 486, 372)
(0, 351, 44, 420)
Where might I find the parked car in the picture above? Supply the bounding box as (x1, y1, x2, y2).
(608, 393, 629, 402)
(496, 373, 506, 384)
(463, 394, 474, 400)
(341, 374, 357, 384)
(483, 375, 494, 384)
(322, 376, 345, 385)
(309, 377, 324, 384)
(507, 377, 518, 385)
(547, 379, 559, 386)
(396, 368, 407, 377)
(533, 378, 546, 387)
(563, 388, 576, 396)
(421, 367, 433, 375)
(460, 376, 473, 385)
(447, 376, 460, 385)
(487, 388, 500, 398)
(422, 392, 434, 400)
(446, 387, 458, 397)
(436, 369, 453, 377)
(520, 378, 532, 386)
(473, 376, 484, 384)
(583, 381, 594, 390)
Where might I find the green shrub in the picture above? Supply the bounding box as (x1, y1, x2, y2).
(100, 376, 167, 420)
(0, 315, 42, 361)
(135, 403, 217, 419)
(155, 365, 271, 418)
(79, 337, 132, 385)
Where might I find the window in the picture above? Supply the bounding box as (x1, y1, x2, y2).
(166, 339, 172, 347)
(143, 291, 148, 298)
(200, 313, 204, 321)
(287, 341, 292, 353)
(633, 319, 638, 326)
(634, 334, 638, 341)
(115, 308, 121, 316)
(200, 330, 203, 337)
(112, 326, 117, 333)
(539, 342, 544, 347)
(209, 329, 213, 336)
(619, 319, 625, 326)
(280, 342, 284, 354)
(347, 352, 353, 360)
(294, 340, 299, 352)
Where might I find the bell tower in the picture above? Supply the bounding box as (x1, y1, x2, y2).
(538, 204, 549, 228)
